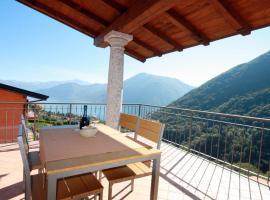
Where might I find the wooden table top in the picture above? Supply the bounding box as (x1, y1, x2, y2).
(40, 124, 161, 174)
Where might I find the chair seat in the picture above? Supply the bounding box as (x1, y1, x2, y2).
(127, 162, 152, 178)
(31, 173, 103, 200)
(103, 162, 152, 183)
(28, 151, 43, 170)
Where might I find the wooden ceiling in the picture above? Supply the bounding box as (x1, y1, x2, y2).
(17, 0, 270, 62)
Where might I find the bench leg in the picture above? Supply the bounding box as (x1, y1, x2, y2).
(108, 183, 113, 200)
(98, 171, 102, 181)
(99, 190, 103, 200)
(131, 179, 134, 192)
(22, 168, 26, 192)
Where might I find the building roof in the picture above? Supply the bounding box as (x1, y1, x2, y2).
(0, 83, 49, 100)
(17, 0, 270, 62)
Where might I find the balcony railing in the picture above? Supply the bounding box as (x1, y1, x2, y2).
(0, 102, 269, 186)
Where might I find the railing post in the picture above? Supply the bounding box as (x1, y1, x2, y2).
(138, 104, 142, 117)
(5, 111, 7, 143)
(257, 124, 264, 177)
(33, 107, 37, 141)
(188, 112, 193, 151)
(69, 104, 72, 125)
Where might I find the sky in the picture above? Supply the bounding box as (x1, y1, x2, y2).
(0, 1, 270, 87)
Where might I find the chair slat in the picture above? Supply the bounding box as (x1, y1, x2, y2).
(136, 119, 163, 143)
(119, 113, 138, 131)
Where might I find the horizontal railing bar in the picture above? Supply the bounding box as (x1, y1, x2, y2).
(152, 111, 270, 131)
(0, 102, 141, 106)
(0, 102, 107, 105)
(140, 104, 270, 123)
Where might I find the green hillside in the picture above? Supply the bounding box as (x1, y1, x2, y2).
(170, 51, 270, 117)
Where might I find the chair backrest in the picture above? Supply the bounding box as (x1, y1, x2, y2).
(21, 114, 29, 152)
(21, 114, 27, 134)
(135, 118, 165, 149)
(119, 113, 138, 131)
(18, 125, 32, 200)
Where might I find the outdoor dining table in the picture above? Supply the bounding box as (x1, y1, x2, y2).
(39, 123, 161, 200)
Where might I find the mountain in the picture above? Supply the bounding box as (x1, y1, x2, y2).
(170, 50, 270, 117)
(123, 73, 193, 105)
(36, 73, 193, 106)
(37, 83, 106, 103)
(0, 80, 91, 91)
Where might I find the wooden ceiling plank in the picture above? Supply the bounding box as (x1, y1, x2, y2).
(143, 24, 183, 51)
(133, 37, 162, 56)
(125, 47, 146, 62)
(59, 0, 110, 27)
(209, 0, 251, 35)
(101, 0, 127, 14)
(166, 9, 210, 46)
(94, 0, 182, 47)
(17, 0, 98, 37)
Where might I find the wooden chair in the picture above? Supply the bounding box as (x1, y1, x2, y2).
(18, 125, 104, 200)
(21, 115, 43, 171)
(118, 113, 153, 149)
(119, 113, 152, 167)
(102, 118, 165, 200)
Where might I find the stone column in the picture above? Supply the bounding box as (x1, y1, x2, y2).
(104, 31, 133, 129)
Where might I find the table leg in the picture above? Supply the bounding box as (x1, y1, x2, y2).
(150, 156, 160, 200)
(47, 174, 57, 200)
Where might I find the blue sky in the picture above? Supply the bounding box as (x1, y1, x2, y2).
(0, 1, 270, 87)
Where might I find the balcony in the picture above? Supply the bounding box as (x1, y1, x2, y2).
(0, 103, 270, 199)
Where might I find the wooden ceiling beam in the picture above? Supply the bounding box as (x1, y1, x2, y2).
(94, 0, 181, 47)
(143, 24, 183, 51)
(59, 0, 110, 27)
(125, 47, 146, 62)
(17, 0, 98, 37)
(101, 0, 127, 14)
(166, 9, 210, 46)
(133, 37, 162, 56)
(209, 0, 251, 35)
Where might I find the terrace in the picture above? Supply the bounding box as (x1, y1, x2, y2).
(1, 0, 270, 199)
(1, 103, 270, 200)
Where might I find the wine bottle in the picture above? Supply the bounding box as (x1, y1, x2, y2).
(79, 105, 90, 129)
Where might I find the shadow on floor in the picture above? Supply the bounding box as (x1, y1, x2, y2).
(0, 173, 9, 179)
(0, 181, 24, 200)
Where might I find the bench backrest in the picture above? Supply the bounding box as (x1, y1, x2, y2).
(135, 118, 165, 149)
(119, 113, 138, 131)
(21, 114, 29, 153)
(119, 113, 165, 149)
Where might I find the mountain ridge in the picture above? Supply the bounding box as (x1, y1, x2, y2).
(0, 79, 91, 91)
(3, 73, 193, 106)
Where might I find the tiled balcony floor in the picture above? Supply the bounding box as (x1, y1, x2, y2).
(1, 139, 270, 200)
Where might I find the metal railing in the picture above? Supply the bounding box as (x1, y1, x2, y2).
(139, 104, 270, 185)
(0, 102, 269, 184)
